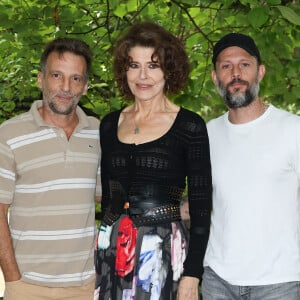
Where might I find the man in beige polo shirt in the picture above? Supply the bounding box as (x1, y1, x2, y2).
(0, 37, 101, 300)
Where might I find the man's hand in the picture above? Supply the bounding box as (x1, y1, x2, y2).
(177, 276, 200, 300)
(0, 203, 21, 281)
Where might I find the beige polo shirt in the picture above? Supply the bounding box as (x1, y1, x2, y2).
(0, 100, 101, 287)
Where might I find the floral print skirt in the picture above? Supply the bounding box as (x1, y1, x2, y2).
(95, 215, 188, 300)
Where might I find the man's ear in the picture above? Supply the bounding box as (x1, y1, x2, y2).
(258, 64, 266, 82)
(82, 80, 89, 96)
(211, 69, 218, 86)
(37, 72, 43, 89)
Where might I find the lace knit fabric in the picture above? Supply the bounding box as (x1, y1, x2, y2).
(100, 107, 212, 278)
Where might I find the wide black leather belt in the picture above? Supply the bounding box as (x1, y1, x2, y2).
(103, 202, 181, 227)
(128, 203, 181, 226)
(102, 181, 183, 226)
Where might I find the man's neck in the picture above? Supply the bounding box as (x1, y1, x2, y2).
(38, 106, 79, 139)
(228, 99, 268, 124)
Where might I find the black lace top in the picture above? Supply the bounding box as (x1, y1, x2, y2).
(99, 107, 212, 278)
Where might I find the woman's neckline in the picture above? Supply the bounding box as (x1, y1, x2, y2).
(116, 106, 183, 146)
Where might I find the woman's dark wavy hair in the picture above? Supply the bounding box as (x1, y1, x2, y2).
(113, 22, 190, 100)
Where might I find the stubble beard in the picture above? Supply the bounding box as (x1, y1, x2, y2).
(49, 101, 76, 115)
(217, 78, 260, 109)
(44, 90, 80, 115)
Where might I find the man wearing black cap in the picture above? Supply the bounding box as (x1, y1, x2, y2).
(202, 33, 300, 299)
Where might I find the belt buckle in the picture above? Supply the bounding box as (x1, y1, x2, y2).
(123, 201, 129, 215)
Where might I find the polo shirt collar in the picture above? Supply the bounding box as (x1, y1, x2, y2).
(30, 100, 90, 130)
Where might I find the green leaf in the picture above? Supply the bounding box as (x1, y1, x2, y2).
(248, 7, 269, 28)
(113, 4, 127, 18)
(185, 33, 201, 49)
(266, 0, 281, 4)
(188, 7, 201, 18)
(126, 0, 138, 12)
(277, 5, 300, 26)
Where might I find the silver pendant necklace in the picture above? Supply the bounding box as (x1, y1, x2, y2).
(133, 117, 140, 134)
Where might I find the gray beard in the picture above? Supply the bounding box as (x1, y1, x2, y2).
(217, 79, 260, 109)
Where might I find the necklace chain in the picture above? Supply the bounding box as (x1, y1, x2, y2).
(132, 97, 168, 135)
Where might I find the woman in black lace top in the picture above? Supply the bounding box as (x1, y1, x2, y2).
(95, 22, 212, 300)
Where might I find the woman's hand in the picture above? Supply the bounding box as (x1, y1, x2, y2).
(177, 276, 200, 300)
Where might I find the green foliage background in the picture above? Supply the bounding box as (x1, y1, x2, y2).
(0, 0, 299, 123)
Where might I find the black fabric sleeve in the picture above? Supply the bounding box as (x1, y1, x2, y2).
(99, 112, 118, 220)
(182, 114, 212, 279)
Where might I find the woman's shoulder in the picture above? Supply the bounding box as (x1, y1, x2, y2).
(177, 107, 207, 128)
(101, 109, 121, 122)
(100, 109, 122, 133)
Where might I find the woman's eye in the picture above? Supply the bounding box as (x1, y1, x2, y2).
(149, 63, 160, 69)
(129, 63, 139, 69)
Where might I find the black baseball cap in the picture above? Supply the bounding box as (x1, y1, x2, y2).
(212, 33, 261, 66)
